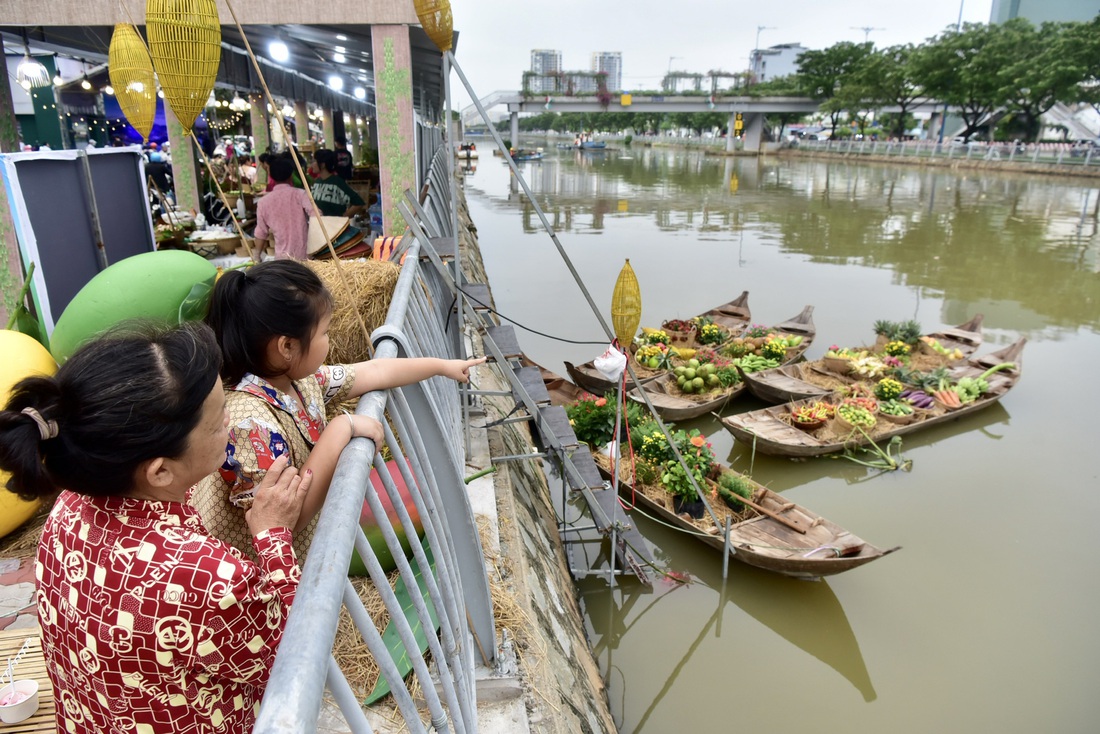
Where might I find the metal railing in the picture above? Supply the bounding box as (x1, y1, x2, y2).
(255, 136, 494, 733)
(793, 138, 1100, 168)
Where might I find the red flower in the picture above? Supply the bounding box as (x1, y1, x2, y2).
(690, 435, 706, 448)
(595, 397, 607, 407)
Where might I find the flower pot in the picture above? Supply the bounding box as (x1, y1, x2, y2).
(822, 355, 852, 374)
(672, 496, 706, 519)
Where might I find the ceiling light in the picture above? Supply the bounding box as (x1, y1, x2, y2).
(353, 86, 366, 100)
(282, 104, 294, 117)
(269, 40, 290, 63)
(104, 85, 115, 95)
(158, 89, 164, 98)
(17, 47, 50, 89)
(334, 52, 346, 63)
(81, 76, 92, 90)
(335, 46, 346, 53)
(328, 75, 344, 91)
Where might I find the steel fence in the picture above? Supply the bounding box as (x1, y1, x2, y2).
(793, 138, 1100, 169)
(254, 130, 494, 734)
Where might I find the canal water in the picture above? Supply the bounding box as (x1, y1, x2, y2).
(462, 142, 1100, 733)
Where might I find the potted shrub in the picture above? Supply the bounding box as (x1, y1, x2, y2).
(660, 430, 715, 519)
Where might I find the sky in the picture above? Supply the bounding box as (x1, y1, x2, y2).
(448, 0, 993, 108)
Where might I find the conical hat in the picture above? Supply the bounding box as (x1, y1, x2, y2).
(307, 216, 351, 255)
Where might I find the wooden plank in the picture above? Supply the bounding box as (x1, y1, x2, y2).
(482, 325, 521, 361)
(537, 405, 579, 448)
(512, 366, 551, 406)
(564, 448, 604, 491)
(459, 284, 492, 311)
(0, 628, 56, 732)
(425, 236, 456, 260)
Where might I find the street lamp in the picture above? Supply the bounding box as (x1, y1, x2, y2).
(754, 26, 775, 53)
(668, 56, 682, 74)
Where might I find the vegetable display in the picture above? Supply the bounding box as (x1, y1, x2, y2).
(898, 389, 934, 410)
(837, 403, 877, 428)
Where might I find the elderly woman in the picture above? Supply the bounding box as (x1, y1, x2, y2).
(0, 322, 311, 732)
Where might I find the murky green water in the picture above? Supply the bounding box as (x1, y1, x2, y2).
(463, 142, 1100, 733)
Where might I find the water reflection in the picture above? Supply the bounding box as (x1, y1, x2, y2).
(581, 524, 878, 732)
(476, 149, 1100, 331)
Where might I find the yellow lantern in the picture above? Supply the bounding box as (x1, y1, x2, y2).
(611, 259, 641, 348)
(108, 24, 157, 142)
(414, 0, 454, 53)
(146, 0, 221, 134)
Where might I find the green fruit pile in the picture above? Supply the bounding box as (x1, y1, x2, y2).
(674, 359, 722, 394)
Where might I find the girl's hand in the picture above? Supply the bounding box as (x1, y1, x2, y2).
(349, 415, 385, 445)
(246, 455, 312, 536)
(442, 356, 487, 383)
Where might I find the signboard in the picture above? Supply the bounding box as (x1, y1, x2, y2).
(734, 112, 744, 132)
(621, 93, 632, 107)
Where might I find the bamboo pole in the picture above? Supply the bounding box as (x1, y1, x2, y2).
(217, 0, 372, 351)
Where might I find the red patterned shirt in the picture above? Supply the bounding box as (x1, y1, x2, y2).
(36, 490, 299, 733)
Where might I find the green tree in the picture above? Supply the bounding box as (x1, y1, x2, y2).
(913, 23, 1005, 142)
(797, 42, 874, 137)
(863, 45, 923, 139)
(989, 19, 1089, 141)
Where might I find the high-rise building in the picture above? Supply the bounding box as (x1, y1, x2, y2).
(590, 51, 623, 92)
(990, 0, 1100, 24)
(749, 43, 808, 83)
(529, 49, 562, 93)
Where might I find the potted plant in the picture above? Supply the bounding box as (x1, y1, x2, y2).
(660, 430, 715, 519)
(692, 316, 729, 346)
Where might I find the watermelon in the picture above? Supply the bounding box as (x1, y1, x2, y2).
(49, 250, 217, 363)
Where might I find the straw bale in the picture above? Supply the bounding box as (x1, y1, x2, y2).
(305, 260, 401, 364)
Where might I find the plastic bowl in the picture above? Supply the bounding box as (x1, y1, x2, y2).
(0, 679, 40, 724)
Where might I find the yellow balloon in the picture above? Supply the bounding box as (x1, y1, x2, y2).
(0, 330, 57, 537)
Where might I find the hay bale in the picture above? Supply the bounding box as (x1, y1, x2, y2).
(306, 260, 401, 364)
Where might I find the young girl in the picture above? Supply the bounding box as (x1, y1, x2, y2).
(192, 259, 484, 559)
(0, 322, 310, 732)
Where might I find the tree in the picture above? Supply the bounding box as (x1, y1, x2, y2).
(989, 19, 1089, 141)
(797, 42, 874, 137)
(864, 45, 923, 139)
(913, 23, 1005, 142)
(1071, 15, 1100, 114)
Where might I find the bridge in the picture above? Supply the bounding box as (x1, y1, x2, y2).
(462, 92, 947, 152)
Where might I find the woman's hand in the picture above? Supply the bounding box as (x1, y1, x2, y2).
(245, 455, 312, 536)
(440, 356, 487, 383)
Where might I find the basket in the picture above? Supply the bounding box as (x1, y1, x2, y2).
(878, 409, 916, 425)
(822, 355, 852, 374)
(790, 415, 826, 432)
(835, 409, 877, 432)
(188, 236, 240, 258)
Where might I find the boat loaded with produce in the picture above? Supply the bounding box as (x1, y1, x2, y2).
(626, 306, 815, 421)
(534, 359, 899, 579)
(566, 291, 752, 393)
(722, 338, 1026, 458)
(740, 315, 985, 404)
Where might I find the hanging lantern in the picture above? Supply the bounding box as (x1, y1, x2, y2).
(108, 24, 157, 141)
(611, 259, 642, 348)
(414, 0, 454, 53)
(146, 0, 221, 134)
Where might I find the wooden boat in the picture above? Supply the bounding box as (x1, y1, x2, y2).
(606, 464, 900, 579)
(532, 358, 899, 579)
(455, 143, 478, 159)
(565, 291, 751, 394)
(742, 314, 986, 404)
(579, 140, 607, 149)
(511, 149, 543, 161)
(626, 304, 816, 421)
(722, 338, 1025, 458)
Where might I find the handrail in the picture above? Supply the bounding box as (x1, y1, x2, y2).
(254, 128, 490, 733)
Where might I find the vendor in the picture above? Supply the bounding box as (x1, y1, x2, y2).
(310, 149, 364, 218)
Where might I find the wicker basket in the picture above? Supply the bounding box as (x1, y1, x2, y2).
(188, 236, 240, 258)
(822, 355, 852, 374)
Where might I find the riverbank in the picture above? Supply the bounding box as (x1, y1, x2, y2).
(777, 145, 1100, 180)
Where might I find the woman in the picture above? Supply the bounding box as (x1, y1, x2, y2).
(0, 322, 311, 733)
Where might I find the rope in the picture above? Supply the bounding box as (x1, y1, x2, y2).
(455, 285, 606, 345)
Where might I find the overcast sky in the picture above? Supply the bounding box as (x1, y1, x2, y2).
(448, 0, 993, 107)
